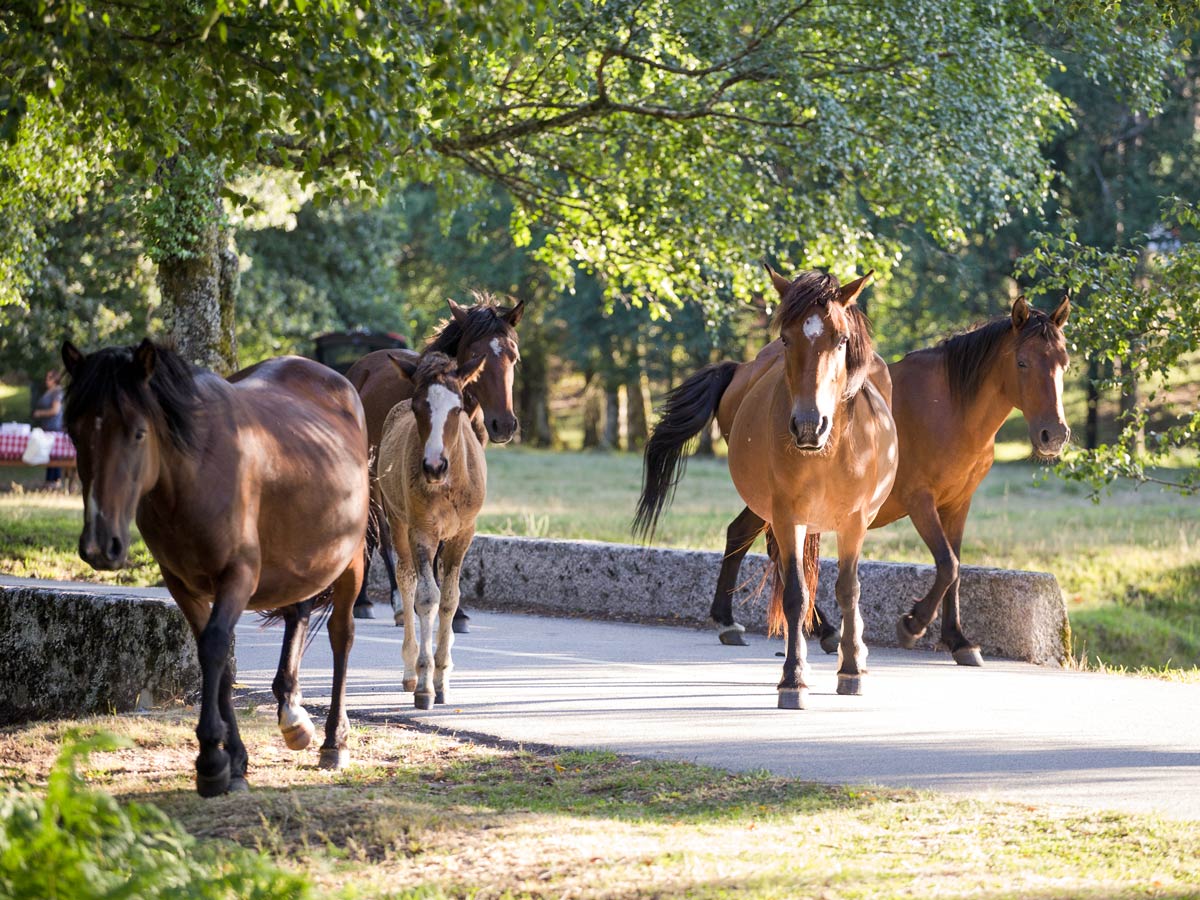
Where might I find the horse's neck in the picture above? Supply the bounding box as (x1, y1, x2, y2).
(140, 376, 224, 515)
(957, 348, 1017, 446)
(446, 417, 485, 475)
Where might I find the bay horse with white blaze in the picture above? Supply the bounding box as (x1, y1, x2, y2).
(636, 269, 898, 708)
(62, 340, 369, 796)
(376, 351, 488, 709)
(346, 293, 523, 624)
(707, 294, 1070, 665)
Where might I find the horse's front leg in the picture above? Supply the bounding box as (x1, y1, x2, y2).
(896, 492, 958, 648)
(389, 517, 418, 689)
(772, 519, 812, 710)
(834, 516, 870, 696)
(938, 502, 983, 666)
(320, 543, 364, 770)
(710, 506, 765, 646)
(272, 600, 315, 751)
(409, 533, 440, 709)
(191, 563, 254, 797)
(433, 529, 473, 704)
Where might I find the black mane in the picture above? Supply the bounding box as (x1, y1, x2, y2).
(772, 271, 874, 399)
(914, 310, 1062, 406)
(64, 342, 200, 451)
(424, 292, 517, 358)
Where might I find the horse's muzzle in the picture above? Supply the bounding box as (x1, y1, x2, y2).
(1031, 422, 1070, 459)
(790, 413, 830, 451)
(80, 528, 127, 571)
(486, 412, 519, 444)
(422, 458, 449, 484)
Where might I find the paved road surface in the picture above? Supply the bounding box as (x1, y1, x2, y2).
(232, 606, 1200, 820)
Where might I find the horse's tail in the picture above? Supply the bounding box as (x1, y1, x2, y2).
(766, 532, 821, 637)
(633, 361, 739, 541)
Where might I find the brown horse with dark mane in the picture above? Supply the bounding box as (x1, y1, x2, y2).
(62, 340, 369, 796)
(636, 269, 898, 708)
(345, 293, 523, 623)
(708, 294, 1071, 664)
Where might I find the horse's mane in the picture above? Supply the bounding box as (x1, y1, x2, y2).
(64, 341, 200, 451)
(772, 271, 874, 398)
(424, 291, 517, 357)
(915, 310, 1063, 407)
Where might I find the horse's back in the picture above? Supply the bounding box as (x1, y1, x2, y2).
(345, 348, 422, 452)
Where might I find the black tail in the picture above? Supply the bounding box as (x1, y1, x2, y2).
(633, 361, 739, 541)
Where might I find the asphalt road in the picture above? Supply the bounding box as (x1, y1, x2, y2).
(232, 605, 1200, 821)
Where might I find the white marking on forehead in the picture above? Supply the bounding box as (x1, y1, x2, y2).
(490, 337, 503, 357)
(803, 313, 824, 341)
(423, 384, 461, 463)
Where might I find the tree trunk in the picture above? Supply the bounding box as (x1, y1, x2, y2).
(582, 378, 603, 449)
(1085, 359, 1101, 450)
(154, 156, 238, 375)
(602, 383, 622, 450)
(515, 319, 555, 447)
(624, 371, 650, 450)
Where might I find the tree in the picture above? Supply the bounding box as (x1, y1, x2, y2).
(4, 0, 1192, 372)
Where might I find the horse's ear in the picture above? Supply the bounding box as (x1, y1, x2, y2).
(386, 352, 420, 382)
(134, 339, 156, 381)
(503, 299, 525, 328)
(61, 341, 84, 377)
(447, 298, 470, 325)
(764, 264, 791, 299)
(1011, 296, 1031, 331)
(458, 353, 487, 387)
(1050, 293, 1071, 328)
(838, 270, 874, 307)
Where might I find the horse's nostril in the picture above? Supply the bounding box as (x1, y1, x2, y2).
(107, 537, 122, 560)
(1041, 428, 1051, 445)
(818, 416, 830, 437)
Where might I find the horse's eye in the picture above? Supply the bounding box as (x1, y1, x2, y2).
(1017, 360, 1028, 369)
(135, 428, 147, 441)
(780, 335, 789, 347)
(838, 336, 849, 348)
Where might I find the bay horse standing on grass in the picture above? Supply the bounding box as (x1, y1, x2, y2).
(708, 294, 1071, 665)
(346, 293, 523, 625)
(61, 340, 369, 796)
(636, 269, 898, 709)
(376, 351, 487, 709)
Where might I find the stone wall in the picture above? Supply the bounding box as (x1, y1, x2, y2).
(370, 535, 1069, 665)
(0, 580, 200, 724)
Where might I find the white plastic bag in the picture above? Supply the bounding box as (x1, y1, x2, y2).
(22, 428, 55, 465)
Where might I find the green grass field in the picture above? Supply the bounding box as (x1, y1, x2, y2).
(3, 711, 1198, 898)
(3, 445, 1196, 671)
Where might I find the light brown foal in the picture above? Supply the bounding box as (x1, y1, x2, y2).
(637, 269, 898, 708)
(376, 351, 488, 709)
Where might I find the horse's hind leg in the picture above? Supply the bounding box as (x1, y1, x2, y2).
(710, 506, 766, 646)
(833, 517, 869, 696)
(217, 658, 249, 791)
(353, 508, 379, 620)
(772, 519, 812, 710)
(272, 600, 315, 750)
(938, 504, 983, 666)
(320, 545, 364, 770)
(433, 530, 473, 705)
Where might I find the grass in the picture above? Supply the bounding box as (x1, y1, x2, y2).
(0, 381, 30, 422)
(3, 444, 1197, 671)
(2, 710, 1198, 899)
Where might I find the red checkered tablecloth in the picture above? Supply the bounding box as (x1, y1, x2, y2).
(0, 431, 76, 461)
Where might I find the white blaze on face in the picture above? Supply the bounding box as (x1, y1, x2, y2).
(490, 337, 504, 357)
(423, 384, 461, 467)
(803, 313, 824, 342)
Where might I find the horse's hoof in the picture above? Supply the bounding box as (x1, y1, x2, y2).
(414, 693, 434, 710)
(895, 617, 924, 650)
(717, 623, 747, 646)
(837, 674, 864, 696)
(280, 718, 314, 751)
(451, 617, 470, 635)
(777, 688, 808, 710)
(402, 677, 417, 692)
(953, 646, 984, 667)
(228, 775, 250, 793)
(819, 629, 841, 655)
(434, 691, 445, 705)
(353, 603, 376, 620)
(394, 612, 404, 627)
(318, 747, 349, 770)
(196, 761, 231, 798)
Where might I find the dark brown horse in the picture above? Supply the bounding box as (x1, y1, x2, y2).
(62, 340, 369, 796)
(345, 293, 523, 624)
(708, 294, 1071, 664)
(637, 269, 898, 708)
